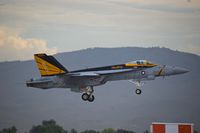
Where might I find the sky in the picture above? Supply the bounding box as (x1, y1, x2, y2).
(0, 0, 200, 61)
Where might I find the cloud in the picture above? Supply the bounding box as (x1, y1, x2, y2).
(0, 27, 57, 61)
(0, 0, 199, 57)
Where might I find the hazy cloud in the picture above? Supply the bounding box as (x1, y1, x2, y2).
(0, 27, 57, 61)
(0, 0, 199, 61)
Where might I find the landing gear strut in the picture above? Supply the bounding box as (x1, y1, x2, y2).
(129, 80, 144, 95)
(81, 86, 95, 102)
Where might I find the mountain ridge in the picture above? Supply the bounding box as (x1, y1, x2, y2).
(0, 47, 199, 132)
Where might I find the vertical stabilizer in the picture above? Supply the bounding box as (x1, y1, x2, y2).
(34, 53, 68, 76)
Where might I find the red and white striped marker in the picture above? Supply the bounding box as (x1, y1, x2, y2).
(151, 122, 194, 133)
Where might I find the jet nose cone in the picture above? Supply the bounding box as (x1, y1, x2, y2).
(173, 67, 189, 74)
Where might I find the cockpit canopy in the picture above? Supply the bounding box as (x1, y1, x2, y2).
(127, 60, 154, 65)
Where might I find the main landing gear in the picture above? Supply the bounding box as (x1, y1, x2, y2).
(129, 80, 144, 95)
(81, 86, 95, 102)
(82, 93, 95, 102)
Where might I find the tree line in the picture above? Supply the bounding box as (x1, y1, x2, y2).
(0, 119, 198, 133)
(0, 119, 141, 133)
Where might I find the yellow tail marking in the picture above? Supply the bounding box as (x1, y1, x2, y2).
(34, 56, 65, 76)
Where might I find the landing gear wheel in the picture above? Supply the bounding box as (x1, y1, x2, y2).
(88, 95, 95, 102)
(135, 89, 142, 95)
(82, 93, 89, 101)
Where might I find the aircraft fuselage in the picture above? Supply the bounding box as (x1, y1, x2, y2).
(26, 54, 189, 102)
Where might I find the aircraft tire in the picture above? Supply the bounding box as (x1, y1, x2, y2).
(88, 95, 95, 102)
(135, 89, 142, 95)
(82, 93, 89, 101)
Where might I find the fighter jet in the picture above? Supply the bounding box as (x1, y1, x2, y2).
(26, 53, 189, 102)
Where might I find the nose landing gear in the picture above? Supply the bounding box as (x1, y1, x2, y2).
(135, 89, 142, 95)
(128, 80, 144, 95)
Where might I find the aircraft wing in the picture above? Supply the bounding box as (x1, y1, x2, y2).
(68, 68, 144, 77)
(60, 68, 146, 91)
(69, 72, 100, 77)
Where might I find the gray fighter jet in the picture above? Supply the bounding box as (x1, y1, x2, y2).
(26, 53, 189, 102)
